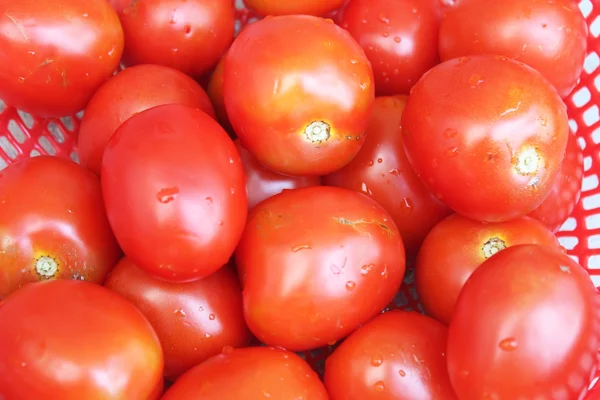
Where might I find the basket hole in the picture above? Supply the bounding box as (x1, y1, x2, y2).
(0, 157, 8, 171)
(561, 217, 577, 231)
(46, 122, 65, 144)
(70, 151, 79, 164)
(392, 291, 409, 308)
(577, 136, 587, 150)
(235, 0, 244, 9)
(7, 120, 26, 144)
(586, 214, 600, 230)
(584, 155, 592, 171)
(585, 52, 599, 74)
(569, 119, 579, 134)
(591, 274, 600, 287)
(595, 74, 600, 93)
(38, 136, 56, 156)
(583, 174, 599, 192)
(590, 15, 600, 38)
(75, 110, 85, 120)
(30, 149, 41, 157)
(579, 0, 593, 17)
(588, 234, 600, 250)
(583, 105, 600, 127)
(0, 136, 18, 160)
(582, 193, 600, 210)
(573, 87, 592, 108)
(16, 110, 34, 129)
(59, 117, 75, 132)
(0, 99, 5, 114)
(558, 236, 578, 251)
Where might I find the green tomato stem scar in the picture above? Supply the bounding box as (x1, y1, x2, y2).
(483, 238, 506, 259)
(304, 121, 331, 142)
(36, 256, 58, 278)
(515, 147, 541, 176)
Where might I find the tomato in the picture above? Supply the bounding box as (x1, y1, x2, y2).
(439, 0, 588, 98)
(338, 0, 440, 96)
(415, 214, 560, 325)
(78, 64, 215, 176)
(325, 310, 457, 400)
(119, 0, 235, 79)
(529, 131, 584, 232)
(243, 0, 345, 16)
(101, 104, 247, 282)
(401, 55, 569, 222)
(162, 346, 328, 399)
(324, 96, 450, 258)
(0, 156, 120, 300)
(235, 186, 405, 351)
(104, 257, 251, 380)
(0, 0, 124, 117)
(207, 56, 234, 136)
(0, 280, 164, 400)
(224, 15, 374, 176)
(447, 244, 600, 399)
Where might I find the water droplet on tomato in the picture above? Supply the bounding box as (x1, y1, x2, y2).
(444, 128, 458, 139)
(198, 306, 204, 312)
(377, 158, 383, 163)
(230, 188, 236, 195)
(229, 158, 235, 164)
(367, 160, 374, 166)
(389, 169, 400, 176)
(374, 381, 386, 392)
(184, 25, 192, 34)
(445, 147, 459, 158)
(346, 281, 356, 290)
(174, 309, 186, 317)
(360, 264, 374, 276)
(378, 13, 390, 23)
(382, 32, 389, 37)
(205, 197, 213, 204)
(469, 74, 484, 88)
(400, 198, 414, 213)
(292, 244, 312, 252)
(398, 370, 406, 377)
(330, 265, 342, 275)
(371, 356, 383, 366)
(218, 220, 224, 226)
(157, 187, 179, 204)
(205, 333, 212, 339)
(394, 36, 401, 43)
(209, 314, 216, 321)
(499, 338, 518, 351)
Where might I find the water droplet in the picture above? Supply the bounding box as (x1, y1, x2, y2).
(82, 13, 88, 17)
(184, 25, 191, 34)
(542, 22, 547, 28)
(381, 266, 389, 279)
(230, 188, 236, 195)
(382, 32, 389, 37)
(444, 128, 458, 139)
(292, 244, 312, 252)
(157, 187, 179, 204)
(361, 182, 373, 195)
(398, 369, 406, 377)
(205, 333, 212, 339)
(218, 220, 224, 226)
(445, 147, 459, 158)
(330, 265, 342, 275)
(468, 74, 484, 88)
(371, 356, 383, 366)
(174, 309, 186, 317)
(346, 281, 356, 290)
(350, 59, 358, 65)
(538, 116, 548, 127)
(222, 345, 234, 355)
(229, 158, 235, 164)
(400, 198, 413, 213)
(378, 13, 390, 23)
(367, 160, 374, 166)
(394, 36, 401, 43)
(377, 158, 383, 163)
(198, 306, 204, 311)
(361, 18, 368, 24)
(27, 50, 35, 55)
(389, 169, 400, 176)
(374, 381, 386, 392)
(209, 313, 216, 320)
(499, 338, 518, 351)
(169, 17, 176, 24)
(205, 197, 213, 204)
(328, 340, 337, 346)
(17, 77, 25, 83)
(21, 362, 27, 367)
(361, 264, 374, 276)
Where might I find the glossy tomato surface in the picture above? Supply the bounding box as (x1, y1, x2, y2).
(324, 96, 450, 258)
(338, 0, 440, 95)
(244, 0, 345, 16)
(325, 310, 457, 400)
(0, 156, 120, 300)
(207, 56, 234, 136)
(447, 244, 600, 399)
(402, 55, 569, 222)
(102, 104, 247, 282)
(0, 280, 164, 400)
(78, 64, 215, 176)
(224, 15, 374, 176)
(236, 186, 405, 351)
(0, 0, 124, 117)
(119, 0, 235, 79)
(416, 214, 560, 325)
(162, 346, 328, 399)
(439, 0, 588, 98)
(104, 257, 252, 380)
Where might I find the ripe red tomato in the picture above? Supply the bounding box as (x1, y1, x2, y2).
(529, 132, 584, 232)
(324, 96, 450, 258)
(224, 15, 375, 176)
(415, 214, 560, 325)
(207, 56, 234, 136)
(119, 0, 235, 79)
(447, 244, 600, 399)
(0, 0, 124, 117)
(162, 346, 328, 399)
(78, 64, 215, 176)
(236, 186, 405, 351)
(101, 104, 247, 282)
(402, 55, 569, 222)
(439, 0, 588, 98)
(244, 0, 345, 16)
(0, 280, 164, 400)
(0, 156, 120, 300)
(338, 0, 440, 96)
(325, 310, 457, 400)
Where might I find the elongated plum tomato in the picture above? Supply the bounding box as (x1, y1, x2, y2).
(101, 104, 247, 282)
(325, 311, 457, 400)
(0, 0, 124, 117)
(415, 214, 560, 325)
(439, 0, 588, 98)
(0, 280, 164, 400)
(402, 55, 569, 222)
(324, 96, 450, 259)
(447, 244, 600, 399)
(0, 156, 120, 300)
(235, 186, 405, 351)
(243, 0, 345, 16)
(162, 347, 328, 399)
(224, 15, 375, 176)
(78, 64, 215, 176)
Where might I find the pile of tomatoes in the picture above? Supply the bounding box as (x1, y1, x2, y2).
(0, 0, 598, 399)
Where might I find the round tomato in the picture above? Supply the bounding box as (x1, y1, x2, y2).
(529, 131, 584, 232)
(0, 156, 120, 300)
(338, 0, 440, 96)
(324, 96, 450, 258)
(0, 0, 123, 117)
(162, 346, 328, 399)
(104, 257, 252, 380)
(0, 280, 164, 400)
(224, 15, 374, 176)
(244, 0, 345, 16)
(447, 244, 600, 399)
(207, 56, 234, 136)
(415, 214, 560, 325)
(439, 0, 588, 98)
(101, 104, 247, 282)
(402, 55, 569, 222)
(78, 64, 215, 176)
(236, 186, 405, 351)
(119, 0, 235, 79)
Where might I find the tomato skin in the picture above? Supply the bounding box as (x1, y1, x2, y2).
(447, 244, 600, 399)
(244, 0, 345, 16)
(325, 310, 457, 400)
(119, 0, 235, 79)
(415, 214, 560, 325)
(401, 55, 569, 222)
(324, 96, 450, 258)
(338, 0, 440, 96)
(207, 56, 234, 136)
(0, 156, 120, 300)
(162, 346, 328, 399)
(0, 0, 123, 117)
(101, 104, 247, 282)
(78, 64, 215, 176)
(0, 280, 164, 400)
(224, 15, 375, 176)
(236, 186, 405, 351)
(439, 0, 588, 98)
